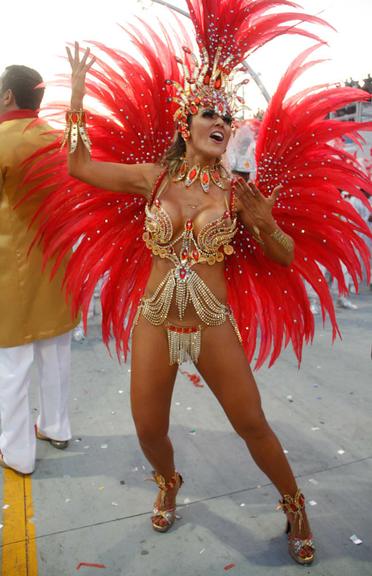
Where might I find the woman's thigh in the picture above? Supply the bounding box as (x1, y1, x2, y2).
(130, 316, 178, 437)
(195, 321, 266, 436)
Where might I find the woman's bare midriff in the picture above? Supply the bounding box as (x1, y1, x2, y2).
(143, 256, 228, 327)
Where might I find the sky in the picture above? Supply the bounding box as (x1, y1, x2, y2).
(1, 0, 371, 112)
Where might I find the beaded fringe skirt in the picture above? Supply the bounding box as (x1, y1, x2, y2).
(134, 300, 242, 366)
(133, 268, 242, 365)
(166, 324, 202, 365)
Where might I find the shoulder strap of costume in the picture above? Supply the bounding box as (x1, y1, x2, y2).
(229, 177, 238, 216)
(149, 168, 169, 206)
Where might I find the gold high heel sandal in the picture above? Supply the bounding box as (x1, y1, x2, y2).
(278, 490, 315, 565)
(151, 470, 183, 533)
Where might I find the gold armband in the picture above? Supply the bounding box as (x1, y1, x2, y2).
(269, 227, 293, 253)
(61, 109, 91, 154)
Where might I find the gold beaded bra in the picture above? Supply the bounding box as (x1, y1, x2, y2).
(141, 174, 238, 327)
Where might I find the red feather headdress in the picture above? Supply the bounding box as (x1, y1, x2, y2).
(169, 0, 331, 133)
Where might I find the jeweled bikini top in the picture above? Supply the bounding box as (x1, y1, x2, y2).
(142, 171, 237, 268)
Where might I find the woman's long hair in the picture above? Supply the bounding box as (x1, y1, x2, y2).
(161, 132, 186, 176)
(161, 114, 193, 175)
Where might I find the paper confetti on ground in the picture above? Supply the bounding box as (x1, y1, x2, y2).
(309, 500, 317, 506)
(337, 449, 345, 455)
(350, 534, 363, 545)
(224, 563, 236, 571)
(308, 478, 319, 485)
(180, 369, 204, 387)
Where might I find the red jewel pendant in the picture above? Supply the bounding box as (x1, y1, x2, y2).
(185, 219, 193, 231)
(192, 249, 199, 262)
(174, 159, 188, 182)
(185, 165, 200, 187)
(200, 166, 211, 193)
(211, 167, 225, 189)
(179, 267, 187, 280)
(181, 248, 189, 261)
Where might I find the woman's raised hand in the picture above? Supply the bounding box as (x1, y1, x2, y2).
(235, 179, 282, 234)
(66, 41, 96, 109)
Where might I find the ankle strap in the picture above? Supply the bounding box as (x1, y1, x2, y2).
(151, 471, 182, 492)
(278, 489, 305, 513)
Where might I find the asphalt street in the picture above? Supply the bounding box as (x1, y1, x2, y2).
(1, 286, 371, 576)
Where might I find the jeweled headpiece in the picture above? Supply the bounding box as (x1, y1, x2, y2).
(167, 45, 250, 136)
(166, 0, 329, 136)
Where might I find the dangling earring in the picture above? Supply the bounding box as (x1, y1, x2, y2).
(181, 127, 190, 141)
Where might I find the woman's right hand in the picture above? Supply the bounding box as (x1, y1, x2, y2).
(66, 41, 95, 109)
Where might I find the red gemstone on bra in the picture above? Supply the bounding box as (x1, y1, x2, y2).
(202, 172, 209, 184)
(188, 168, 197, 180)
(223, 210, 229, 219)
(181, 249, 188, 260)
(179, 267, 187, 279)
(192, 249, 199, 261)
(186, 219, 193, 231)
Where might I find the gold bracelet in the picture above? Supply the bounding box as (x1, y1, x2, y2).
(61, 109, 91, 154)
(269, 227, 293, 253)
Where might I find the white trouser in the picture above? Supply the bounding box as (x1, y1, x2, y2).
(0, 331, 72, 474)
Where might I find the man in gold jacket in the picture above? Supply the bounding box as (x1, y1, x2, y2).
(0, 65, 79, 474)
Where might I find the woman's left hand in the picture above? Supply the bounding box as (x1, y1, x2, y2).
(235, 179, 282, 234)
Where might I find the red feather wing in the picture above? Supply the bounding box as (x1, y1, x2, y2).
(227, 45, 372, 368)
(23, 21, 189, 359)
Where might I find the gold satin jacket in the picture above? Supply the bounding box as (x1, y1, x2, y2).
(0, 115, 79, 347)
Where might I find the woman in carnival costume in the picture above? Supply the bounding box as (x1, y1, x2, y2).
(26, 0, 372, 565)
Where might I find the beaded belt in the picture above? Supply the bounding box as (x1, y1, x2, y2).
(134, 268, 242, 365)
